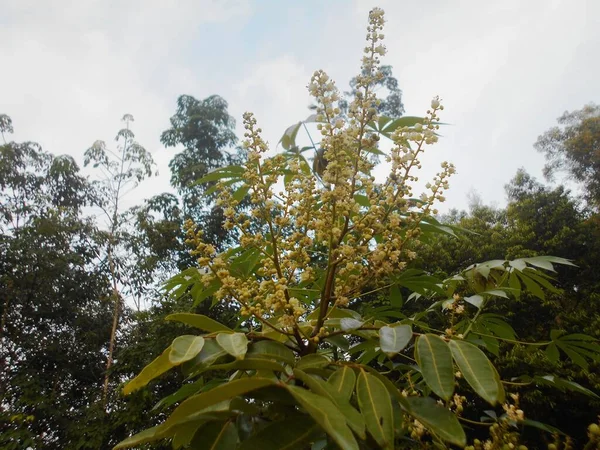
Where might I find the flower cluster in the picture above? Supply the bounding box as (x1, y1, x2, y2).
(185, 8, 454, 337)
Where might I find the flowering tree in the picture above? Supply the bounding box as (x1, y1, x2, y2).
(115, 8, 600, 450)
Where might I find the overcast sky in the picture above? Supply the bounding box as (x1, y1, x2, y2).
(2, 0, 599, 212)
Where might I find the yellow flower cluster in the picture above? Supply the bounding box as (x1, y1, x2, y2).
(186, 8, 454, 337)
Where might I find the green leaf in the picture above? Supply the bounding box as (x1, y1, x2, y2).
(415, 334, 454, 401)
(516, 272, 545, 300)
(356, 370, 394, 449)
(340, 318, 364, 331)
(172, 421, 204, 449)
(390, 284, 403, 308)
(327, 366, 356, 402)
(216, 332, 248, 360)
(123, 346, 174, 395)
(296, 354, 330, 370)
(192, 281, 221, 307)
(211, 359, 287, 373)
(196, 165, 245, 184)
(521, 419, 565, 435)
(169, 335, 205, 365)
(523, 256, 577, 271)
(238, 416, 321, 450)
(164, 378, 275, 428)
(183, 339, 229, 376)
(166, 313, 233, 333)
(464, 294, 484, 309)
(536, 375, 600, 399)
(232, 184, 250, 202)
(360, 365, 411, 411)
(190, 420, 238, 450)
(113, 426, 163, 449)
(406, 397, 466, 447)
(153, 378, 207, 411)
(247, 340, 296, 365)
(448, 339, 505, 405)
(324, 334, 350, 351)
(379, 324, 412, 357)
(286, 386, 359, 450)
(293, 369, 366, 439)
(354, 194, 371, 207)
(545, 343, 560, 364)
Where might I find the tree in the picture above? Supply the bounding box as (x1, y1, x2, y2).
(114, 9, 600, 450)
(0, 116, 113, 448)
(535, 103, 600, 207)
(340, 64, 405, 118)
(84, 114, 156, 406)
(414, 170, 600, 443)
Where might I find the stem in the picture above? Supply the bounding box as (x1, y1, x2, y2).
(102, 125, 129, 410)
(462, 306, 483, 339)
(470, 331, 551, 347)
(458, 417, 493, 427)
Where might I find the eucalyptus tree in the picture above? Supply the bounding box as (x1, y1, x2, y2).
(84, 114, 156, 405)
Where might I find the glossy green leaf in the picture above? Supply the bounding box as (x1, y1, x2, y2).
(190, 420, 238, 450)
(324, 334, 350, 351)
(113, 425, 163, 449)
(196, 165, 245, 184)
(415, 334, 454, 401)
(327, 366, 356, 402)
(296, 354, 330, 370)
(216, 332, 248, 360)
(356, 370, 394, 449)
(164, 378, 275, 428)
(464, 294, 484, 309)
(211, 359, 286, 373)
(172, 421, 204, 449)
(389, 284, 403, 308)
(169, 335, 205, 365)
(516, 272, 545, 300)
(123, 346, 174, 395)
(183, 339, 228, 376)
(287, 385, 359, 450)
(545, 343, 560, 364)
(360, 365, 410, 411)
(354, 194, 371, 207)
(379, 324, 412, 357)
(521, 419, 565, 435)
(152, 378, 206, 411)
(293, 369, 365, 439)
(535, 375, 600, 399)
(232, 184, 250, 202)
(165, 313, 233, 333)
(247, 340, 296, 365)
(449, 339, 505, 405)
(406, 397, 466, 447)
(238, 416, 321, 450)
(340, 318, 363, 331)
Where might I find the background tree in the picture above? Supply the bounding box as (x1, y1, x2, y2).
(535, 103, 600, 208)
(414, 170, 600, 443)
(0, 116, 113, 448)
(339, 64, 405, 118)
(84, 114, 156, 406)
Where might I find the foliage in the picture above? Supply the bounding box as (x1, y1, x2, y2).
(84, 114, 157, 406)
(414, 170, 600, 444)
(115, 9, 600, 450)
(0, 118, 113, 448)
(535, 103, 600, 208)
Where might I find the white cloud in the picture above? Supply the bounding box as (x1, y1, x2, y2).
(2, 0, 599, 214)
(1, 0, 253, 209)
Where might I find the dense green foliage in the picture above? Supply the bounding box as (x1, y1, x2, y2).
(1, 8, 599, 450)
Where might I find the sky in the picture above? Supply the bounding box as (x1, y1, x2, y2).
(2, 0, 599, 213)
